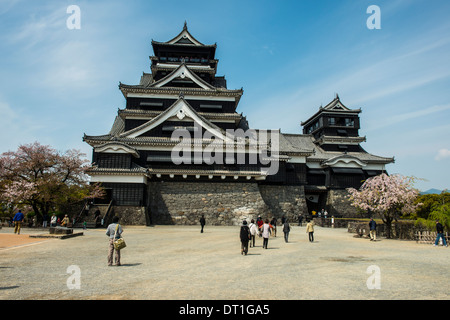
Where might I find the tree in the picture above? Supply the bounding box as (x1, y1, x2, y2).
(0, 142, 104, 220)
(415, 190, 450, 230)
(347, 173, 421, 238)
(413, 191, 450, 220)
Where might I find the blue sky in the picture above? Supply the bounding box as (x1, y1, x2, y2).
(0, 0, 449, 191)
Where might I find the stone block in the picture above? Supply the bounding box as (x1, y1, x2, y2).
(49, 227, 73, 235)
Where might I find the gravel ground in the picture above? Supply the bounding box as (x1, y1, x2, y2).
(0, 225, 449, 300)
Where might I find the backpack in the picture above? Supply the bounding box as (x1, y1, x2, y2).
(240, 226, 250, 241)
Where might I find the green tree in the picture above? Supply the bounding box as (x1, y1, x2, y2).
(414, 192, 450, 220)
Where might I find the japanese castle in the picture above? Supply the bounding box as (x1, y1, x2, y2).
(83, 23, 394, 225)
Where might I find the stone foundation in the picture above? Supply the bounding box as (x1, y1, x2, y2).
(112, 206, 149, 226)
(112, 183, 362, 225)
(258, 184, 308, 222)
(148, 181, 270, 225)
(325, 189, 360, 218)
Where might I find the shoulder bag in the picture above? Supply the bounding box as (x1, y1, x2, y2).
(113, 223, 126, 250)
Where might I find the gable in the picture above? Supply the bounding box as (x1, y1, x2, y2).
(94, 142, 140, 158)
(324, 100, 351, 111)
(151, 64, 214, 90)
(119, 98, 234, 142)
(322, 154, 367, 168)
(174, 36, 195, 45)
(167, 29, 204, 46)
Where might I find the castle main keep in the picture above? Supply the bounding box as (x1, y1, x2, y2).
(83, 24, 394, 225)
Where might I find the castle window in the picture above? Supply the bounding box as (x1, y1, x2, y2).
(345, 118, 354, 127)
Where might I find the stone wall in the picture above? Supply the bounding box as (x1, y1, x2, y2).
(258, 185, 308, 223)
(148, 181, 270, 225)
(113, 182, 363, 225)
(110, 206, 149, 226)
(326, 189, 361, 218)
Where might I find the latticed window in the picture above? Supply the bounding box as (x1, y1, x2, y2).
(96, 153, 131, 169)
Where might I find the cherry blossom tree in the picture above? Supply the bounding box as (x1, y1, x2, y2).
(347, 173, 421, 238)
(0, 142, 104, 220)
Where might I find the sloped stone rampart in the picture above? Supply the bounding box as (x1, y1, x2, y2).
(148, 181, 270, 225)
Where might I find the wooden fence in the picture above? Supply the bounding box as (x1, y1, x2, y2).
(416, 231, 449, 244)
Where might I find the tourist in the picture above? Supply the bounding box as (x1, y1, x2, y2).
(50, 213, 57, 227)
(369, 218, 377, 241)
(249, 219, 258, 248)
(270, 217, 277, 237)
(306, 220, 314, 242)
(434, 220, 448, 247)
(94, 210, 101, 227)
(106, 216, 123, 266)
(13, 209, 25, 235)
(257, 216, 264, 236)
(199, 215, 206, 233)
(240, 220, 251, 255)
(283, 219, 290, 243)
(261, 219, 272, 249)
(298, 214, 303, 226)
(42, 214, 48, 228)
(61, 214, 70, 227)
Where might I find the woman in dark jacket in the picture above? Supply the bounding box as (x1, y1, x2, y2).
(240, 220, 251, 255)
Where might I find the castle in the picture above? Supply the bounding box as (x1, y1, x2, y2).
(83, 23, 394, 225)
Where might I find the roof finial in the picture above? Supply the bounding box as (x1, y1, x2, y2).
(335, 93, 340, 100)
(183, 21, 188, 30)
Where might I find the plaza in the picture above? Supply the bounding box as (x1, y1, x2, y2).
(1, 225, 448, 300)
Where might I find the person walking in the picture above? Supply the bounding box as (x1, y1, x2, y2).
(283, 219, 290, 243)
(257, 216, 264, 236)
(270, 218, 277, 237)
(306, 220, 314, 242)
(249, 219, 258, 248)
(240, 220, 251, 255)
(199, 215, 206, 233)
(106, 216, 123, 266)
(369, 218, 377, 241)
(434, 220, 448, 247)
(13, 210, 25, 235)
(298, 214, 303, 227)
(261, 219, 272, 249)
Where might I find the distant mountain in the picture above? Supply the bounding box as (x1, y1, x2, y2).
(420, 188, 445, 195)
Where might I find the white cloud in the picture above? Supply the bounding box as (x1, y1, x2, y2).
(435, 149, 450, 161)
(366, 104, 450, 132)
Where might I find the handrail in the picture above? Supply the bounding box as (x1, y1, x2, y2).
(74, 200, 89, 226)
(101, 200, 114, 226)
